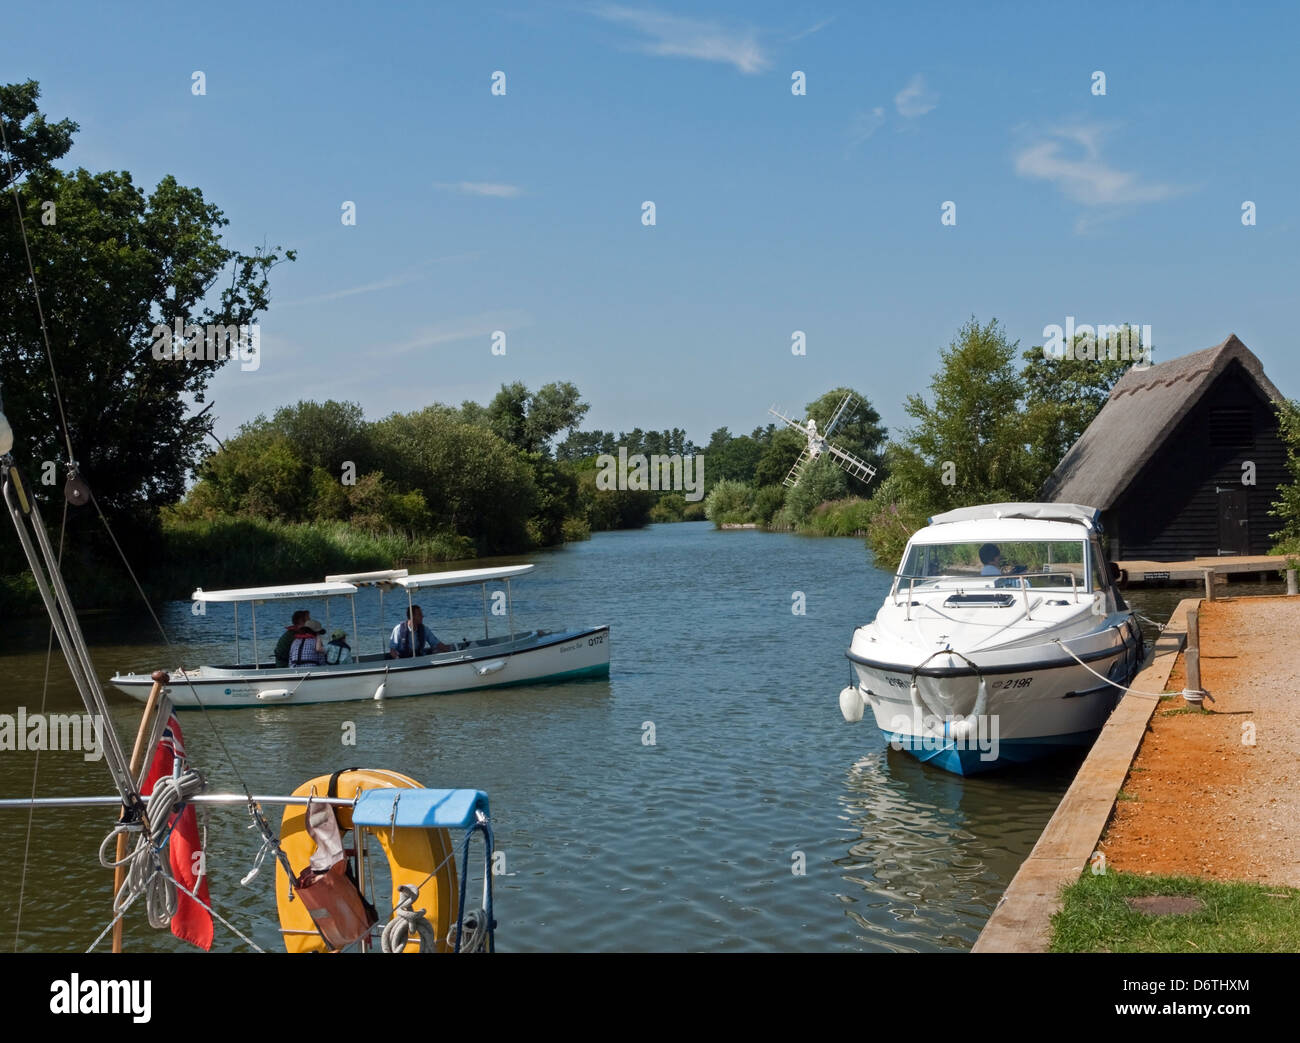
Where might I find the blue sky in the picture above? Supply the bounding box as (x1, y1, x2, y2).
(4, 1, 1298, 446)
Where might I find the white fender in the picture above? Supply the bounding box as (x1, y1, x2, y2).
(257, 688, 292, 702)
(373, 682, 386, 701)
(838, 685, 865, 723)
(475, 660, 507, 677)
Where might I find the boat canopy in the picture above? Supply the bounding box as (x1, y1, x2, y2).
(192, 580, 359, 603)
(928, 502, 1101, 530)
(396, 565, 535, 590)
(324, 568, 409, 585)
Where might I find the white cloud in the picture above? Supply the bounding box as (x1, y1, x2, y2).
(847, 107, 885, 148)
(1014, 125, 1179, 206)
(790, 17, 834, 41)
(894, 74, 938, 118)
(592, 4, 769, 74)
(433, 181, 523, 198)
(387, 310, 532, 355)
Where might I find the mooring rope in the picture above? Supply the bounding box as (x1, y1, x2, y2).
(1052, 637, 1206, 701)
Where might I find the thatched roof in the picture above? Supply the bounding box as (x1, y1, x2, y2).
(1040, 335, 1285, 509)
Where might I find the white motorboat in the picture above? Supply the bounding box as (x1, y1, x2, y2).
(110, 565, 610, 707)
(840, 503, 1144, 775)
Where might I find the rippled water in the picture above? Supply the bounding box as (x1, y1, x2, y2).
(3, 522, 1262, 952)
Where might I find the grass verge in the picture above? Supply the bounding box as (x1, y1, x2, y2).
(1051, 870, 1300, 952)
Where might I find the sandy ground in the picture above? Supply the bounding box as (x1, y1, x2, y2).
(1100, 596, 1300, 887)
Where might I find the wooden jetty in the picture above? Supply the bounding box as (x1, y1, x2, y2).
(1117, 554, 1291, 589)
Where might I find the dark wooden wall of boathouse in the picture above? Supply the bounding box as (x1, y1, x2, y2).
(1105, 361, 1287, 561)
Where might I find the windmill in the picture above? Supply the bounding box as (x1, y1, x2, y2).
(768, 391, 877, 489)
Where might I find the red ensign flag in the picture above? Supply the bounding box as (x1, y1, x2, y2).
(142, 714, 213, 950)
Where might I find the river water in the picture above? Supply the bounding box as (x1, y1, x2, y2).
(0, 522, 1280, 952)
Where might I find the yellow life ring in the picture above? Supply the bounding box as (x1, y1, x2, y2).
(275, 768, 458, 953)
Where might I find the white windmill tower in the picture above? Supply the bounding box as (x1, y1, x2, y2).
(768, 391, 877, 489)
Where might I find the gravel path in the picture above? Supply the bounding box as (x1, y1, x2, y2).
(1101, 596, 1300, 887)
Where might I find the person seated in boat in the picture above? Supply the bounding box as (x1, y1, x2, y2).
(326, 629, 353, 665)
(980, 543, 1029, 582)
(288, 619, 327, 666)
(274, 609, 310, 667)
(387, 605, 453, 658)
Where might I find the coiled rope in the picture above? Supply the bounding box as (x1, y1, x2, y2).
(97, 768, 206, 931)
(380, 884, 440, 953)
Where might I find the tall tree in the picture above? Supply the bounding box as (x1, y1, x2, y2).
(887, 317, 1036, 512)
(0, 81, 295, 525)
(1020, 330, 1136, 490)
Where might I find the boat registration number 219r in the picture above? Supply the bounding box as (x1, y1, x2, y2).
(991, 677, 1032, 690)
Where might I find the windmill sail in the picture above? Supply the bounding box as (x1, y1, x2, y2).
(767, 391, 878, 490)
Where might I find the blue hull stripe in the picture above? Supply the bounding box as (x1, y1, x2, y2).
(880, 728, 1100, 775)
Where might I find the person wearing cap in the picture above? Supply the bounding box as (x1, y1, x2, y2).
(326, 629, 353, 665)
(274, 609, 310, 667)
(289, 618, 327, 666)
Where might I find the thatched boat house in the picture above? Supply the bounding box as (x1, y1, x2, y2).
(1041, 335, 1288, 561)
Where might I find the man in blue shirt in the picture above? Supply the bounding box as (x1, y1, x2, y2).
(387, 605, 453, 658)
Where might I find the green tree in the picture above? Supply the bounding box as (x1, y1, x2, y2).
(484, 381, 590, 456)
(753, 427, 806, 488)
(1269, 399, 1300, 556)
(704, 427, 764, 485)
(370, 407, 537, 553)
(268, 400, 375, 477)
(0, 81, 295, 525)
(784, 454, 849, 524)
(1021, 331, 1134, 490)
(887, 317, 1036, 514)
(704, 479, 752, 526)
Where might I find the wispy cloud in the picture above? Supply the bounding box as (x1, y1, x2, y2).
(387, 310, 532, 355)
(433, 181, 523, 198)
(846, 107, 885, 148)
(1014, 125, 1180, 207)
(790, 17, 834, 42)
(591, 4, 769, 74)
(279, 254, 484, 308)
(894, 74, 938, 118)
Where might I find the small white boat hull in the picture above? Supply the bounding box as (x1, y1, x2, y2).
(110, 627, 610, 708)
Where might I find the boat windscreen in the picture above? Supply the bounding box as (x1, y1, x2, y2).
(898, 540, 1087, 587)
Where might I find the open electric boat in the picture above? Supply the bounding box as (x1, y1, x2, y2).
(110, 565, 610, 707)
(840, 503, 1144, 774)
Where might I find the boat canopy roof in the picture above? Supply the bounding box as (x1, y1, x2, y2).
(927, 502, 1101, 530)
(193, 581, 359, 603)
(191, 565, 534, 603)
(396, 565, 535, 590)
(324, 568, 409, 585)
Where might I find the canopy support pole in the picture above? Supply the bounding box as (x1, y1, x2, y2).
(234, 601, 240, 665)
(506, 580, 514, 642)
(481, 584, 489, 640)
(251, 601, 259, 668)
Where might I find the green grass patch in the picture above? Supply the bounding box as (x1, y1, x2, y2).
(1051, 871, 1300, 953)
(1160, 706, 1214, 717)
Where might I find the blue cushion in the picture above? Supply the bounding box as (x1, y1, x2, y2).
(352, 788, 490, 830)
